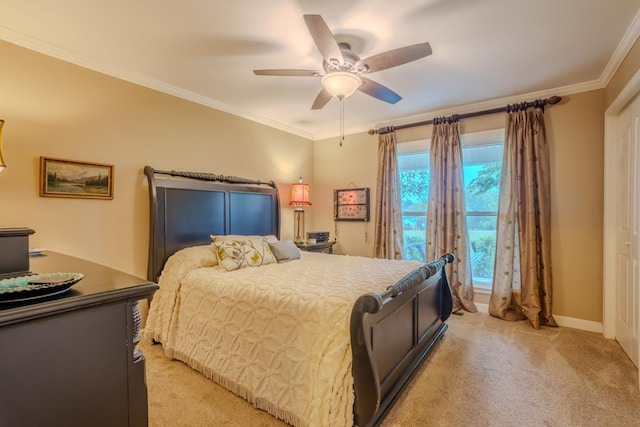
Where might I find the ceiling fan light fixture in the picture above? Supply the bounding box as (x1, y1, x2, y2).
(321, 71, 362, 99)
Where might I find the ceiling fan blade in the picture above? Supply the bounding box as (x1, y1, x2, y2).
(356, 42, 432, 73)
(303, 14, 343, 65)
(311, 88, 332, 110)
(253, 69, 320, 77)
(358, 77, 402, 104)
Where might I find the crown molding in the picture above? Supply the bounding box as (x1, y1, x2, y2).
(601, 8, 640, 85)
(2, 11, 640, 143)
(370, 10, 640, 134)
(372, 78, 604, 132)
(0, 26, 315, 141)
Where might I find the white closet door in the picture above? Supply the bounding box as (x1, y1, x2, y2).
(616, 96, 640, 366)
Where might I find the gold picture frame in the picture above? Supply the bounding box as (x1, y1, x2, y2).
(334, 188, 370, 221)
(39, 157, 114, 199)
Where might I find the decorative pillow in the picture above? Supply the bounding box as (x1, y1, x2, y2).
(212, 238, 277, 271)
(268, 239, 301, 262)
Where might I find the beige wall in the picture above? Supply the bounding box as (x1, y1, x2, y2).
(0, 40, 314, 281)
(313, 133, 378, 257)
(547, 90, 605, 321)
(314, 90, 606, 322)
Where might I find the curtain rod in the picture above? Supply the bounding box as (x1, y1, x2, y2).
(368, 95, 562, 135)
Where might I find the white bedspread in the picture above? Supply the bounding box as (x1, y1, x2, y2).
(145, 245, 422, 427)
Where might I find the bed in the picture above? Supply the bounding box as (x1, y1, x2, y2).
(142, 166, 453, 427)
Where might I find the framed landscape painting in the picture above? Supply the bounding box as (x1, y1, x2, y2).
(40, 157, 114, 199)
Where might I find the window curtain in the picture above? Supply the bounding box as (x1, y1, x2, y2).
(426, 117, 477, 313)
(489, 102, 556, 329)
(373, 131, 404, 259)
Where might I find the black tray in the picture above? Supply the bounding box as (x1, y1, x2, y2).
(0, 273, 84, 303)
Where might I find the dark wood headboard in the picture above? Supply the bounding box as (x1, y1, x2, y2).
(144, 166, 280, 282)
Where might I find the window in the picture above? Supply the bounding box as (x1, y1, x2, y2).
(397, 129, 504, 288)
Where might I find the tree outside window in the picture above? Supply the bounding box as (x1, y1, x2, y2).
(398, 135, 503, 288)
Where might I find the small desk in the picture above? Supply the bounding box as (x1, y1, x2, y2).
(295, 240, 336, 254)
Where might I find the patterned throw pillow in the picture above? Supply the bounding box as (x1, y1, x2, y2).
(212, 238, 277, 271)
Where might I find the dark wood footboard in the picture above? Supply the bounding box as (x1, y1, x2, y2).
(350, 254, 454, 427)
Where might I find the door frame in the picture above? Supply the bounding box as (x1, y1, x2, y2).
(603, 68, 640, 345)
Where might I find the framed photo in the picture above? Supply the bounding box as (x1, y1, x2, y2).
(40, 157, 114, 199)
(334, 187, 370, 221)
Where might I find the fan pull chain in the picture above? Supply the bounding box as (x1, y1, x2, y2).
(340, 98, 344, 147)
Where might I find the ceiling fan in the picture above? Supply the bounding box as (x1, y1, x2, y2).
(253, 14, 432, 110)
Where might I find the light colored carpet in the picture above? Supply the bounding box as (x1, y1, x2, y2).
(140, 312, 640, 426)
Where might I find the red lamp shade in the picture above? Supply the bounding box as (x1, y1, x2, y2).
(289, 177, 311, 243)
(289, 180, 312, 207)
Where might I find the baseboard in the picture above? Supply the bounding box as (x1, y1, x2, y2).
(473, 303, 603, 334)
(553, 315, 603, 333)
(475, 302, 489, 313)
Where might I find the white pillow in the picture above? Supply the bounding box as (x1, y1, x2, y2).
(212, 238, 277, 271)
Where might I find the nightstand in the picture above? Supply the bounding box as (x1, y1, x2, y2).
(296, 241, 336, 254)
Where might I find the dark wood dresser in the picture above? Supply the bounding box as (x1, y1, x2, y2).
(0, 251, 158, 427)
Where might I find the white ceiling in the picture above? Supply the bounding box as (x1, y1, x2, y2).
(1, 0, 640, 140)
